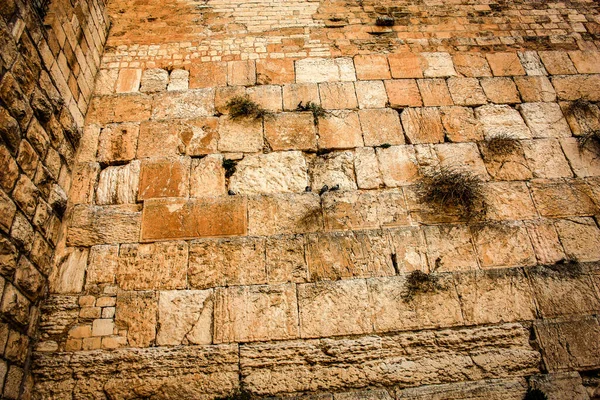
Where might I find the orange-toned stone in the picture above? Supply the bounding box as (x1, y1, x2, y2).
(218, 116, 263, 153)
(354, 54, 391, 80)
(401, 108, 444, 144)
(282, 83, 320, 111)
(530, 180, 598, 218)
(97, 123, 140, 164)
(387, 53, 423, 78)
(319, 82, 358, 109)
(552, 75, 600, 101)
(538, 51, 577, 75)
(141, 197, 247, 241)
(417, 79, 453, 106)
(317, 111, 363, 150)
(447, 77, 487, 106)
(138, 157, 191, 200)
(247, 85, 283, 112)
(67, 204, 142, 247)
(440, 107, 484, 143)
(376, 145, 419, 187)
(228, 60, 256, 86)
(384, 79, 422, 108)
(568, 51, 600, 74)
(358, 108, 404, 147)
(214, 86, 246, 115)
(189, 62, 228, 89)
(86, 95, 152, 125)
(514, 76, 556, 102)
(452, 53, 492, 77)
(355, 80, 388, 109)
(256, 58, 295, 85)
(480, 77, 520, 104)
(115, 69, 142, 93)
(486, 53, 526, 77)
(264, 112, 317, 151)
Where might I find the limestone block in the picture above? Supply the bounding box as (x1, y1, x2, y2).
(69, 162, 100, 204)
(354, 54, 391, 80)
(529, 372, 590, 400)
(435, 142, 489, 178)
(141, 197, 247, 241)
(384, 79, 422, 107)
(92, 319, 114, 337)
(10, 213, 34, 253)
(96, 160, 140, 205)
(395, 378, 527, 399)
(401, 107, 444, 144)
(440, 107, 484, 143)
(115, 291, 157, 347)
(97, 122, 140, 164)
(295, 58, 356, 83)
(483, 181, 538, 221)
(0, 146, 19, 192)
(539, 51, 577, 75)
(455, 268, 537, 325)
(228, 60, 256, 86)
(519, 102, 571, 139)
(246, 85, 283, 112)
(93, 69, 118, 95)
(117, 241, 188, 290)
(518, 51, 548, 76)
(188, 237, 267, 289)
(49, 248, 88, 294)
(140, 68, 169, 93)
(561, 100, 600, 136)
(336, 389, 393, 400)
(569, 51, 600, 74)
(115, 69, 141, 93)
(475, 104, 531, 139)
(256, 59, 295, 85)
(4, 365, 23, 398)
(157, 290, 213, 346)
(479, 141, 532, 181)
(230, 151, 309, 195)
(137, 118, 219, 158)
(139, 157, 191, 200)
(358, 108, 404, 147)
(521, 139, 572, 178)
(0, 237, 17, 278)
(422, 52, 457, 77)
(0, 284, 30, 327)
(551, 75, 600, 101)
(214, 86, 246, 115)
(264, 112, 317, 151)
(354, 81, 388, 110)
(560, 138, 600, 178)
(354, 147, 383, 189)
(167, 69, 189, 91)
(388, 53, 424, 78)
(38, 296, 79, 337)
(417, 79, 453, 107)
(283, 83, 320, 111)
(214, 284, 299, 343)
(322, 190, 408, 231)
(447, 77, 487, 106)
(530, 181, 597, 218)
(190, 61, 227, 89)
(525, 220, 566, 265)
(218, 116, 263, 153)
(298, 279, 372, 338)
(319, 82, 358, 110)
(452, 53, 493, 77)
(190, 154, 227, 197)
(17, 139, 39, 179)
(514, 76, 556, 102)
(486, 53, 525, 76)
(309, 151, 357, 192)
(481, 77, 520, 104)
(86, 245, 118, 286)
(423, 225, 478, 272)
(534, 316, 600, 371)
(472, 222, 536, 268)
(152, 88, 215, 120)
(376, 145, 419, 187)
(248, 193, 322, 236)
(317, 110, 363, 150)
(266, 236, 308, 284)
(555, 217, 600, 262)
(11, 175, 37, 218)
(0, 190, 16, 232)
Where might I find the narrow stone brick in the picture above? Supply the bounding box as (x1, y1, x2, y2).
(517, 51, 547, 76)
(354, 147, 383, 189)
(67, 205, 142, 247)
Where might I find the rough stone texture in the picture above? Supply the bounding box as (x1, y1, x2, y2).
(395, 378, 527, 399)
(401, 107, 444, 144)
(296, 58, 356, 83)
(560, 138, 600, 178)
(97, 122, 140, 164)
(441, 107, 484, 143)
(309, 151, 357, 192)
(96, 161, 140, 205)
(115, 291, 158, 347)
(318, 111, 363, 150)
(472, 222, 536, 268)
(480, 77, 520, 104)
(385, 79, 422, 108)
(152, 89, 215, 120)
(529, 372, 590, 400)
(137, 118, 219, 158)
(486, 53, 525, 76)
(157, 290, 213, 346)
(483, 181, 538, 221)
(320, 82, 358, 110)
(265, 112, 317, 151)
(140, 68, 169, 93)
(522, 139, 573, 179)
(554, 217, 600, 262)
(376, 145, 419, 187)
(359, 108, 404, 147)
(67, 205, 142, 247)
(354, 147, 383, 189)
(248, 193, 322, 236)
(447, 77, 487, 106)
(519, 102, 571, 139)
(423, 225, 478, 272)
(190, 155, 227, 197)
(355, 81, 388, 109)
(530, 181, 598, 218)
(475, 105, 531, 139)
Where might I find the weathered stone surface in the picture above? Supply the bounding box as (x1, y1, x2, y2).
(569, 51, 600, 74)
(455, 268, 537, 324)
(141, 197, 247, 241)
(395, 378, 527, 399)
(539, 51, 577, 75)
(483, 181, 537, 221)
(435, 142, 488, 178)
(521, 139, 572, 178)
(475, 105, 531, 139)
(423, 225, 478, 272)
(256, 59, 295, 85)
(472, 222, 536, 268)
(319, 82, 358, 110)
(453, 53, 493, 77)
(388, 53, 424, 79)
(447, 77, 487, 106)
(514, 76, 556, 102)
(97, 122, 140, 164)
(157, 290, 213, 346)
(481, 77, 520, 104)
(554, 217, 600, 262)
(247, 85, 283, 112)
(241, 323, 540, 395)
(384, 79, 422, 107)
(49, 248, 89, 294)
(152, 89, 215, 120)
(67, 204, 142, 246)
(138, 157, 191, 199)
(295, 58, 355, 83)
(214, 284, 299, 343)
(518, 51, 547, 76)
(190, 154, 227, 197)
(421, 53, 456, 77)
(265, 112, 317, 151)
(354, 55, 390, 80)
(86, 245, 118, 286)
(117, 241, 188, 290)
(218, 116, 263, 153)
(525, 220, 566, 265)
(140, 68, 168, 93)
(318, 111, 363, 150)
(96, 160, 140, 205)
(0, 283, 30, 327)
(309, 151, 357, 192)
(336, 389, 393, 400)
(561, 138, 600, 178)
(230, 151, 309, 195)
(530, 181, 597, 218)
(266, 236, 308, 284)
(355, 80, 388, 109)
(486, 53, 525, 76)
(354, 147, 383, 189)
(283, 83, 320, 111)
(479, 141, 532, 181)
(115, 69, 142, 93)
(519, 102, 571, 139)
(115, 291, 157, 347)
(376, 145, 419, 187)
(551, 75, 600, 101)
(137, 118, 219, 158)
(417, 79, 453, 107)
(94, 69, 118, 95)
(534, 316, 600, 372)
(190, 62, 228, 89)
(401, 107, 444, 144)
(167, 69, 190, 91)
(358, 108, 404, 147)
(529, 372, 590, 400)
(69, 162, 101, 204)
(188, 237, 267, 289)
(0, 190, 16, 233)
(248, 193, 322, 236)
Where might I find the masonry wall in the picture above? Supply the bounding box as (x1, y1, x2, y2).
(32, 0, 600, 399)
(0, 0, 109, 398)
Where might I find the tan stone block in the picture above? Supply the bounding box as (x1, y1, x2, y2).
(96, 161, 140, 205)
(395, 378, 528, 399)
(97, 123, 139, 164)
(68, 324, 92, 339)
(81, 337, 102, 351)
(317, 110, 363, 149)
(452, 53, 493, 77)
(264, 112, 317, 151)
(486, 53, 525, 76)
(138, 157, 190, 200)
(152, 89, 215, 120)
(157, 290, 213, 346)
(214, 86, 246, 115)
(336, 389, 393, 400)
(472, 222, 536, 268)
(117, 241, 188, 290)
(64, 338, 82, 351)
(3, 365, 23, 398)
(298, 279, 372, 338)
(248, 193, 322, 236)
(190, 154, 227, 197)
(384, 79, 422, 107)
(440, 106, 484, 143)
(218, 116, 263, 153)
(266, 236, 308, 284)
(102, 308, 116, 319)
(376, 145, 419, 187)
(435, 142, 488, 178)
(69, 162, 100, 204)
(67, 204, 142, 247)
(519, 102, 571, 139)
(140, 68, 168, 93)
(423, 225, 478, 272)
(11, 175, 37, 218)
(0, 190, 16, 233)
(358, 108, 403, 147)
(479, 140, 532, 181)
(101, 335, 127, 349)
(256, 58, 295, 85)
(167, 69, 189, 91)
(228, 60, 256, 86)
(322, 190, 408, 231)
(354, 147, 383, 189)
(94, 69, 118, 95)
(115, 291, 157, 347)
(560, 138, 600, 178)
(521, 139, 572, 179)
(417, 79, 453, 107)
(188, 237, 267, 289)
(295, 58, 356, 83)
(137, 118, 219, 158)
(401, 107, 444, 144)
(555, 217, 600, 261)
(190, 62, 227, 89)
(282, 83, 320, 111)
(246, 85, 282, 112)
(568, 51, 600, 74)
(475, 104, 531, 139)
(483, 181, 537, 221)
(421, 52, 456, 78)
(538, 51, 577, 75)
(354, 80, 388, 109)
(447, 77, 487, 106)
(354, 54, 391, 80)
(48, 247, 87, 294)
(530, 180, 597, 218)
(10, 213, 34, 253)
(518, 51, 547, 76)
(319, 82, 358, 110)
(96, 297, 116, 307)
(92, 319, 114, 337)
(86, 245, 118, 286)
(115, 69, 142, 93)
(480, 77, 520, 104)
(368, 274, 463, 333)
(525, 220, 565, 264)
(561, 100, 600, 136)
(387, 53, 424, 79)
(455, 269, 537, 324)
(514, 76, 556, 102)
(16, 140, 39, 179)
(230, 151, 309, 195)
(141, 197, 247, 241)
(0, 146, 19, 192)
(386, 226, 429, 273)
(551, 75, 600, 101)
(214, 284, 299, 343)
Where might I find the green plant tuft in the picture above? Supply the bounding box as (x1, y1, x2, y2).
(524, 387, 548, 400)
(484, 134, 520, 156)
(297, 101, 327, 124)
(226, 96, 269, 120)
(402, 270, 443, 302)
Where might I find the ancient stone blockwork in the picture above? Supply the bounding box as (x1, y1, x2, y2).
(0, 0, 109, 397)
(6, 0, 600, 398)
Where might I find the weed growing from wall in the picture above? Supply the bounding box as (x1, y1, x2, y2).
(226, 96, 269, 120)
(484, 134, 520, 156)
(402, 270, 443, 302)
(297, 101, 327, 124)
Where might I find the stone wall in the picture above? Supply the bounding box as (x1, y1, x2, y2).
(26, 0, 600, 399)
(0, 0, 109, 398)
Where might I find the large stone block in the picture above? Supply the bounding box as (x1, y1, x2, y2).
(283, 83, 320, 111)
(483, 181, 538, 221)
(0, 283, 30, 327)
(388, 53, 424, 79)
(96, 161, 140, 205)
(376, 145, 419, 186)
(218, 116, 263, 153)
(354, 147, 383, 189)
(435, 142, 488, 178)
(140, 68, 169, 93)
(358, 108, 404, 147)
(49, 248, 88, 294)
(295, 58, 356, 83)
(519, 102, 571, 139)
(309, 151, 357, 192)
(354, 55, 391, 80)
(551, 75, 600, 101)
(228, 60, 256, 86)
(152, 89, 215, 120)
(539, 51, 577, 75)
(256, 58, 295, 85)
(472, 222, 536, 268)
(486, 53, 525, 76)
(248, 193, 322, 236)
(157, 290, 213, 346)
(319, 82, 358, 110)
(554, 217, 600, 262)
(475, 105, 531, 139)
(137, 118, 219, 158)
(530, 181, 598, 218)
(417, 79, 453, 107)
(190, 62, 228, 89)
(560, 137, 600, 178)
(86, 94, 152, 125)
(423, 225, 478, 272)
(401, 107, 444, 144)
(115, 291, 158, 347)
(190, 155, 227, 197)
(395, 378, 527, 399)
(384, 79, 422, 107)
(317, 111, 363, 150)
(138, 157, 191, 200)
(67, 204, 142, 247)
(521, 139, 573, 178)
(86, 245, 118, 286)
(452, 53, 493, 77)
(447, 77, 487, 106)
(355, 80, 388, 109)
(266, 236, 308, 284)
(97, 122, 140, 164)
(264, 112, 317, 151)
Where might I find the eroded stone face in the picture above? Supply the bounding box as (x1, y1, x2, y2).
(156, 290, 213, 346)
